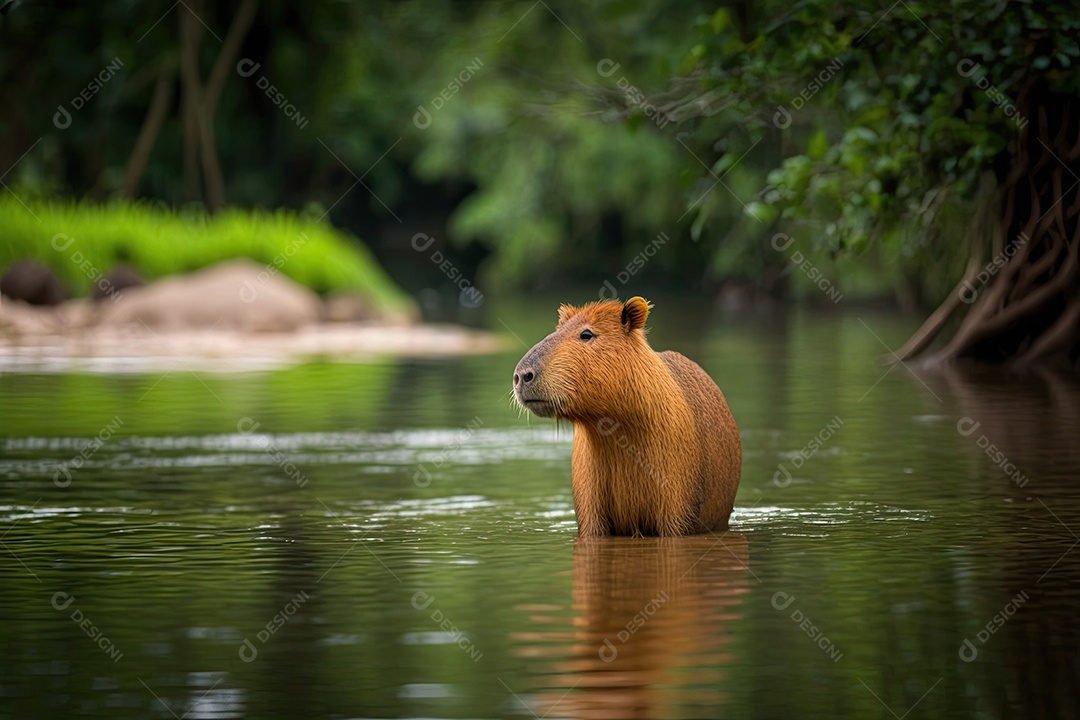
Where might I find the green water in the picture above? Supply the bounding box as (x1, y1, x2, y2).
(2, 308, 1078, 719)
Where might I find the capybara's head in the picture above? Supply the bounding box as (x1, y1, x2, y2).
(513, 296, 652, 420)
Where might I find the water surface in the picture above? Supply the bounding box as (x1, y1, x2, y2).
(2, 309, 1078, 718)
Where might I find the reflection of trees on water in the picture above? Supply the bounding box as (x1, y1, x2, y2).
(925, 366, 1080, 717)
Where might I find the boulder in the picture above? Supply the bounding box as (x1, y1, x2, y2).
(324, 292, 376, 323)
(0, 260, 67, 306)
(93, 259, 322, 332)
(91, 264, 144, 301)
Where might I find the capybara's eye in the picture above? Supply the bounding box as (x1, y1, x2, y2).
(579, 329, 596, 341)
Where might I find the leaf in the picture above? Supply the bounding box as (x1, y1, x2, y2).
(807, 128, 829, 160)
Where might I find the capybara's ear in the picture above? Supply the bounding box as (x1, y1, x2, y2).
(557, 304, 579, 326)
(621, 296, 651, 332)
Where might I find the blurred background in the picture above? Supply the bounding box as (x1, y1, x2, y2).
(3, 0, 1033, 322)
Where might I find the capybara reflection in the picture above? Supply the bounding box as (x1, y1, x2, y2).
(513, 297, 740, 536)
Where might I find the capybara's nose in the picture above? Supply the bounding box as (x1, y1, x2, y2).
(509, 354, 535, 388)
(513, 366, 536, 387)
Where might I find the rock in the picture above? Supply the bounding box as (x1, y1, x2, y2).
(91, 264, 144, 301)
(324, 292, 375, 323)
(0, 260, 67, 306)
(93, 259, 323, 332)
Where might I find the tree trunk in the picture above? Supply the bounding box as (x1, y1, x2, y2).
(179, 3, 204, 203)
(122, 69, 173, 199)
(174, 0, 259, 211)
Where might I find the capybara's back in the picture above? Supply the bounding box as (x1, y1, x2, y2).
(658, 350, 741, 531)
(513, 296, 741, 536)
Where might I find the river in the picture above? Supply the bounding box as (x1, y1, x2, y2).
(2, 304, 1077, 718)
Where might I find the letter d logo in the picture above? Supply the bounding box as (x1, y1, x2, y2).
(411, 233, 435, 252)
(238, 638, 258, 662)
(771, 233, 795, 252)
(958, 280, 979, 304)
(51, 591, 75, 611)
(597, 417, 620, 436)
(598, 279, 619, 301)
(956, 417, 981, 437)
(413, 465, 432, 488)
(413, 105, 432, 130)
(771, 591, 795, 610)
(239, 280, 258, 304)
(773, 464, 792, 488)
(773, 106, 792, 129)
(53, 465, 72, 488)
(598, 638, 618, 662)
(596, 59, 621, 78)
(236, 58, 261, 78)
(51, 233, 75, 251)
(53, 105, 72, 129)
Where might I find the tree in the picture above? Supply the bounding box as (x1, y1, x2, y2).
(675, 1, 1080, 366)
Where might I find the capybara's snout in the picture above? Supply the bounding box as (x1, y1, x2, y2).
(513, 342, 557, 417)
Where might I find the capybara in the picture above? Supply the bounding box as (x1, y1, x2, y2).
(512, 296, 741, 536)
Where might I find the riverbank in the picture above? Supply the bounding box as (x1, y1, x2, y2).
(0, 321, 505, 373)
(0, 259, 503, 373)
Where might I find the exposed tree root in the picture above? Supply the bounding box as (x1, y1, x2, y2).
(893, 84, 1080, 369)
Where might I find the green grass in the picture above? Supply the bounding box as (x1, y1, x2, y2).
(0, 195, 413, 313)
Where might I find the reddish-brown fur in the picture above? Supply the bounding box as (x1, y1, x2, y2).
(512, 297, 741, 536)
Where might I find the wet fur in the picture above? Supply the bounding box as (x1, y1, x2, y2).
(513, 297, 741, 537)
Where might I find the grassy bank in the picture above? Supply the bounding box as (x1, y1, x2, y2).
(0, 195, 413, 313)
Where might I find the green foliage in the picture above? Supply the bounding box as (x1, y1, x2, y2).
(0, 195, 413, 311)
(684, 0, 1080, 302)
(334, 1, 701, 288)
(3, 1, 1077, 305)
